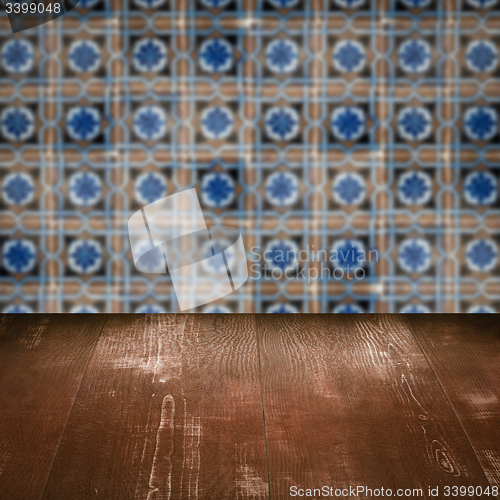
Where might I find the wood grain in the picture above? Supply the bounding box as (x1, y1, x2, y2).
(405, 314, 500, 491)
(42, 314, 269, 500)
(256, 314, 492, 499)
(0, 314, 106, 500)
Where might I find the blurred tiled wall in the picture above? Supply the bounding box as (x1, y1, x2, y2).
(0, 0, 499, 312)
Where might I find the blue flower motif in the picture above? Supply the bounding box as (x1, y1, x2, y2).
(265, 106, 299, 142)
(333, 303, 364, 313)
(203, 305, 231, 313)
(334, 0, 365, 7)
(1, 107, 34, 142)
(1, 39, 34, 73)
(398, 171, 432, 205)
(400, 0, 432, 7)
(70, 305, 99, 313)
(466, 40, 498, 73)
(398, 238, 432, 273)
(2, 173, 35, 205)
(134, 0, 165, 8)
(464, 107, 498, 141)
(466, 239, 498, 272)
(201, 172, 235, 207)
(333, 40, 366, 73)
(135, 304, 166, 313)
(66, 107, 101, 141)
(134, 172, 167, 205)
(199, 39, 233, 73)
(2, 240, 36, 274)
(132, 240, 166, 273)
(133, 38, 168, 73)
(398, 39, 432, 74)
(201, 106, 234, 139)
(467, 0, 497, 7)
(264, 239, 298, 272)
(3, 304, 33, 313)
(331, 106, 365, 141)
(267, 0, 299, 8)
(134, 106, 167, 141)
(468, 305, 495, 313)
(266, 171, 299, 207)
(331, 239, 366, 271)
(68, 239, 102, 274)
(333, 173, 366, 205)
(267, 303, 298, 313)
(464, 171, 498, 206)
(200, 0, 232, 7)
(266, 39, 299, 74)
(398, 107, 432, 142)
(69, 171, 102, 207)
(68, 40, 101, 73)
(400, 304, 430, 313)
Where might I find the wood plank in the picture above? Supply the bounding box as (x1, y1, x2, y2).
(42, 314, 269, 500)
(257, 314, 492, 499)
(405, 314, 500, 491)
(0, 314, 106, 500)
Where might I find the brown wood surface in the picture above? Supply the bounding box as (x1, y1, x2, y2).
(1, 314, 499, 500)
(0, 314, 106, 500)
(405, 314, 500, 491)
(41, 314, 269, 500)
(256, 314, 493, 499)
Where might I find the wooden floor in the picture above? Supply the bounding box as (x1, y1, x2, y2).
(0, 315, 498, 500)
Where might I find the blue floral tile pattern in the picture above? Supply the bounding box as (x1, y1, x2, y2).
(1, 0, 499, 313)
(464, 107, 498, 142)
(201, 172, 235, 208)
(464, 171, 498, 206)
(466, 40, 498, 73)
(1, 107, 34, 142)
(134, 106, 167, 141)
(265, 107, 300, 142)
(1, 39, 34, 73)
(398, 107, 432, 142)
(398, 171, 432, 205)
(466, 239, 498, 272)
(331, 107, 365, 141)
(68, 40, 101, 73)
(2, 239, 36, 274)
(264, 239, 299, 273)
(333, 173, 366, 206)
(266, 39, 299, 74)
(266, 171, 299, 207)
(398, 238, 432, 274)
(66, 107, 101, 142)
(331, 239, 366, 271)
(201, 106, 234, 140)
(134, 172, 167, 205)
(68, 240, 103, 274)
(333, 40, 366, 73)
(199, 39, 233, 73)
(398, 39, 432, 74)
(69, 172, 102, 207)
(133, 39, 168, 73)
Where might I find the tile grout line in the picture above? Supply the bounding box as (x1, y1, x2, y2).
(400, 314, 494, 491)
(254, 314, 272, 500)
(38, 315, 108, 500)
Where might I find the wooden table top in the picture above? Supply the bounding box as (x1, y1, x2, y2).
(0, 314, 498, 500)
